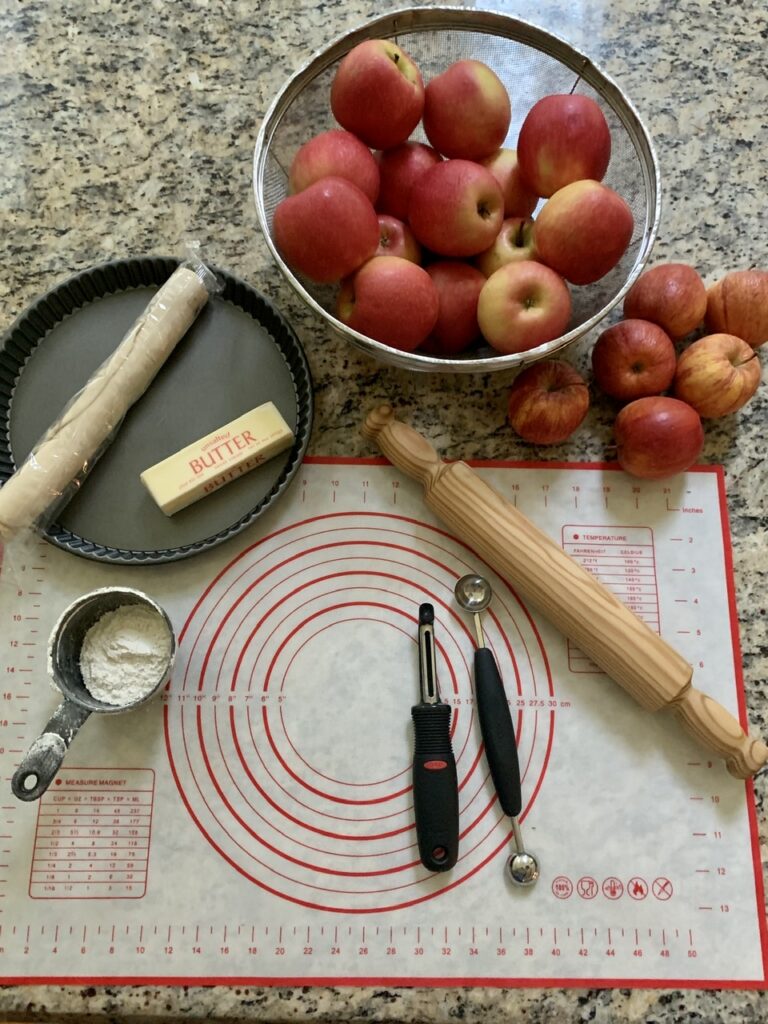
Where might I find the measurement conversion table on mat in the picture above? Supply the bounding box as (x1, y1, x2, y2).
(0, 458, 765, 988)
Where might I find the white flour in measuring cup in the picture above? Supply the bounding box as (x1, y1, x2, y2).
(79, 604, 172, 706)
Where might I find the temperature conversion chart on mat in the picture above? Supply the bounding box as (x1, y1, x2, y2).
(0, 458, 765, 988)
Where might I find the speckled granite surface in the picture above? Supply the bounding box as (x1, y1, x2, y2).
(0, 0, 766, 1019)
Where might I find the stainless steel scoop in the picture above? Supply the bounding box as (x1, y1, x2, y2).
(454, 573, 540, 888)
(11, 586, 175, 802)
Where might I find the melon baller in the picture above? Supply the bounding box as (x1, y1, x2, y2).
(454, 573, 540, 888)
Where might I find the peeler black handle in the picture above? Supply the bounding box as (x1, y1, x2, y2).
(411, 702, 459, 872)
(474, 646, 522, 818)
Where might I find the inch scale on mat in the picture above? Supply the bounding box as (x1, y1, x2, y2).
(0, 916, 703, 968)
(0, 460, 763, 986)
(0, 539, 50, 917)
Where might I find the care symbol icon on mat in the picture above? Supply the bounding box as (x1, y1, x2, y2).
(602, 876, 624, 899)
(551, 875, 573, 899)
(652, 877, 674, 900)
(628, 876, 648, 900)
(577, 876, 598, 899)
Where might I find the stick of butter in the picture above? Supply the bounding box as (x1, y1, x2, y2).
(140, 402, 294, 515)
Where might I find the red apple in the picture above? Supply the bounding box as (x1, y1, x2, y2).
(480, 148, 539, 218)
(591, 319, 676, 401)
(507, 360, 589, 444)
(273, 177, 379, 283)
(517, 94, 612, 198)
(673, 333, 761, 417)
(623, 263, 707, 338)
(422, 59, 511, 161)
(376, 142, 443, 221)
(330, 39, 424, 150)
(335, 255, 439, 351)
(614, 397, 704, 479)
(477, 260, 572, 354)
(705, 270, 768, 348)
(375, 214, 421, 263)
(475, 217, 536, 278)
(533, 180, 634, 285)
(288, 130, 380, 204)
(423, 261, 485, 355)
(408, 160, 504, 258)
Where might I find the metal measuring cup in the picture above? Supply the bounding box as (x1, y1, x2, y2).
(11, 586, 175, 802)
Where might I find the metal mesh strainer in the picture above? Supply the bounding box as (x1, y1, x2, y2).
(253, 7, 660, 374)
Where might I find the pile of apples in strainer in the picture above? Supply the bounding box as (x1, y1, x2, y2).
(274, 39, 632, 357)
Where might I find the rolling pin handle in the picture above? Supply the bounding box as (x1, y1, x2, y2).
(362, 405, 443, 488)
(669, 686, 768, 779)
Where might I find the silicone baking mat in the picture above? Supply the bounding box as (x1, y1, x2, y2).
(0, 458, 765, 988)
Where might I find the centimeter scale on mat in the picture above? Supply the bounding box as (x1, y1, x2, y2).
(0, 458, 764, 987)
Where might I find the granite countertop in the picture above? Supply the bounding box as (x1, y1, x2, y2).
(1, 0, 766, 1019)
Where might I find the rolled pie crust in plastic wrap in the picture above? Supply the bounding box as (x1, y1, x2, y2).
(0, 258, 218, 541)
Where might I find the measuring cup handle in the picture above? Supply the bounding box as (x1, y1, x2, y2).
(11, 700, 92, 802)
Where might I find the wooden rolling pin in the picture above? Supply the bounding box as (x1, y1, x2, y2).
(362, 404, 768, 780)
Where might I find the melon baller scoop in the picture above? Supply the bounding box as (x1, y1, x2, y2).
(454, 573, 540, 888)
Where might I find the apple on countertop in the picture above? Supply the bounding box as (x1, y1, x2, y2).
(591, 319, 677, 401)
(673, 333, 761, 418)
(614, 397, 704, 480)
(623, 262, 707, 338)
(705, 269, 768, 348)
(507, 360, 590, 444)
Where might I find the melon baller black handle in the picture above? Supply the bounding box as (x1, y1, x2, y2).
(474, 647, 522, 818)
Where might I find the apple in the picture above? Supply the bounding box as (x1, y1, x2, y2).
(705, 269, 768, 348)
(517, 94, 612, 197)
(408, 159, 504, 258)
(288, 129, 380, 204)
(480, 148, 539, 218)
(422, 59, 511, 161)
(673, 333, 761, 417)
(273, 177, 379, 283)
(477, 260, 572, 354)
(533, 180, 633, 285)
(614, 397, 704, 479)
(330, 39, 424, 149)
(376, 142, 443, 221)
(375, 214, 421, 263)
(623, 262, 707, 338)
(507, 360, 589, 444)
(423, 261, 486, 355)
(335, 255, 439, 351)
(591, 319, 677, 401)
(475, 217, 536, 278)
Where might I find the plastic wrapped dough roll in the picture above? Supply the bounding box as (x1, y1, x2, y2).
(0, 258, 218, 541)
